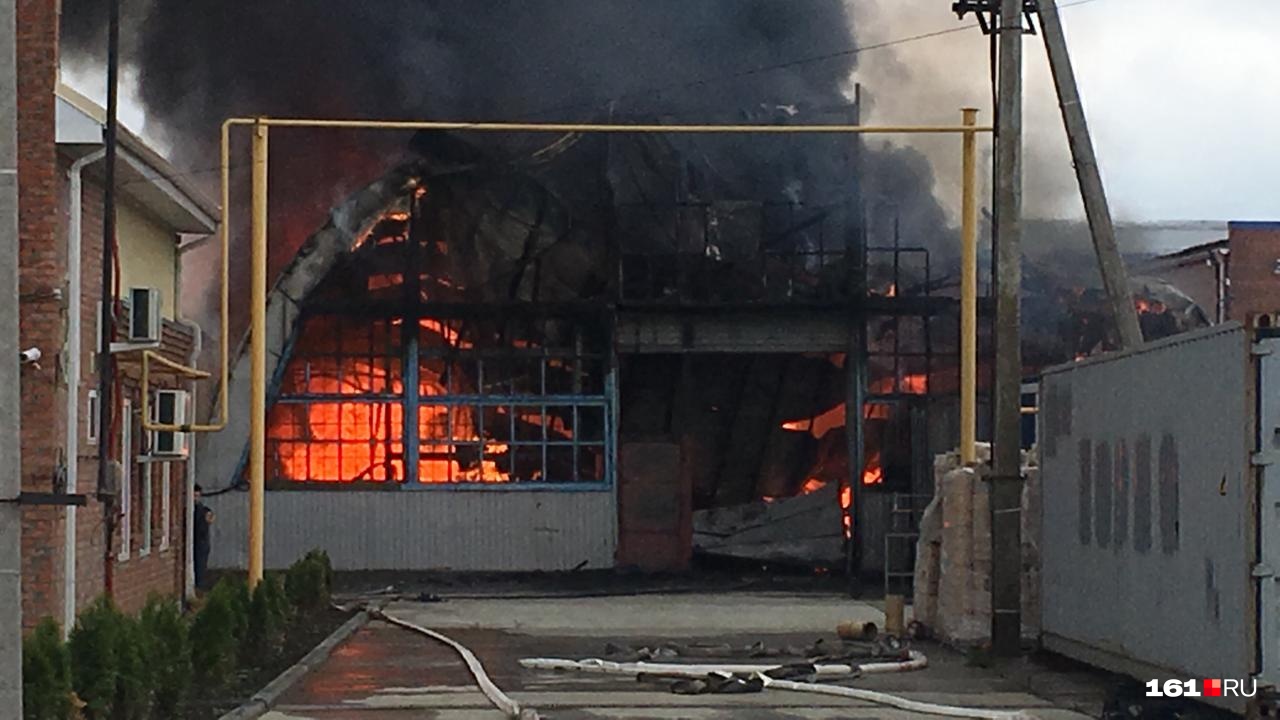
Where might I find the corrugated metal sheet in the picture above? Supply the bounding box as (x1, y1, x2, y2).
(617, 313, 849, 353)
(1040, 323, 1254, 682)
(205, 488, 617, 571)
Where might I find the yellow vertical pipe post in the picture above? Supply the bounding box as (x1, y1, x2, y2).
(248, 121, 269, 589)
(960, 109, 979, 465)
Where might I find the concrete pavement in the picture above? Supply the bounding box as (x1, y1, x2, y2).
(262, 593, 1111, 719)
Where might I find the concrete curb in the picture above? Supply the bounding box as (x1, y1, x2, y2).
(218, 609, 370, 720)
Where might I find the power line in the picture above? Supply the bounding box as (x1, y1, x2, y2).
(117, 0, 1109, 192)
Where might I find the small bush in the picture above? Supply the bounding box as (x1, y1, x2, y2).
(305, 549, 333, 592)
(264, 571, 292, 626)
(240, 576, 287, 665)
(69, 598, 124, 720)
(285, 551, 331, 615)
(112, 614, 152, 720)
(23, 617, 72, 720)
(138, 596, 191, 719)
(188, 583, 239, 689)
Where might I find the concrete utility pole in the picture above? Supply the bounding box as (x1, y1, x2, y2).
(1035, 0, 1143, 348)
(0, 0, 23, 710)
(991, 0, 1025, 656)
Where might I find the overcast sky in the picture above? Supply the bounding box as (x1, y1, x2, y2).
(856, 0, 1280, 223)
(67, 0, 1280, 225)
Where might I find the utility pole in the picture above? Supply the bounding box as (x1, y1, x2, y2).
(991, 0, 1025, 656)
(1035, 0, 1143, 348)
(96, 0, 120, 595)
(0, 0, 23, 710)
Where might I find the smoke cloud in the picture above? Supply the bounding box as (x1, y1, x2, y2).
(61, 1, 962, 337)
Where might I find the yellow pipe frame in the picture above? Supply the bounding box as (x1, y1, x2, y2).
(140, 117, 994, 434)
(208, 115, 996, 590)
(248, 121, 269, 589)
(960, 109, 980, 465)
(224, 118, 995, 134)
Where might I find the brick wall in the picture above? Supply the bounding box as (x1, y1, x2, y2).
(16, 0, 195, 626)
(71, 175, 193, 619)
(17, 0, 68, 632)
(1227, 223, 1280, 323)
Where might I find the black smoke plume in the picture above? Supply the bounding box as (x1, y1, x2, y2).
(61, 1, 954, 332)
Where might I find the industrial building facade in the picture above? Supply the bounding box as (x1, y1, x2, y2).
(200, 127, 956, 577)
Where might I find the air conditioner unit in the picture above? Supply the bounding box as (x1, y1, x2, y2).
(127, 287, 162, 344)
(150, 389, 188, 457)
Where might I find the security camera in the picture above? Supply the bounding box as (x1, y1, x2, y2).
(19, 348, 41, 365)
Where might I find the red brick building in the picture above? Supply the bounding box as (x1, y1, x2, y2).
(1144, 222, 1280, 327)
(17, 1, 217, 631)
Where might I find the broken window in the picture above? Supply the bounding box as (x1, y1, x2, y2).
(267, 313, 610, 486)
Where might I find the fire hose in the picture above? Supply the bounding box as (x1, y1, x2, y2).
(519, 652, 928, 678)
(519, 655, 1038, 720)
(373, 609, 540, 720)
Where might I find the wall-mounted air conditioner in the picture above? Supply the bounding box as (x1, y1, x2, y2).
(150, 389, 188, 457)
(127, 287, 162, 344)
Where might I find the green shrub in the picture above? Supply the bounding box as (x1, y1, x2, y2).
(23, 617, 72, 720)
(69, 597, 123, 720)
(264, 571, 292, 626)
(285, 551, 331, 615)
(240, 576, 287, 665)
(138, 596, 191, 719)
(111, 615, 151, 720)
(305, 549, 333, 592)
(188, 584, 238, 689)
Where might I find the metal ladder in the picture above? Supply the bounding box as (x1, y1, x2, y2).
(883, 492, 931, 597)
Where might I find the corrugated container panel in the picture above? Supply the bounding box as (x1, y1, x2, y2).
(205, 488, 617, 571)
(1040, 323, 1253, 684)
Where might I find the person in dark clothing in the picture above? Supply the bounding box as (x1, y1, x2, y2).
(193, 484, 214, 590)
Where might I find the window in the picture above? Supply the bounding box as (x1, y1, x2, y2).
(266, 314, 612, 486)
(140, 464, 152, 556)
(117, 400, 132, 561)
(86, 390, 99, 445)
(159, 463, 171, 551)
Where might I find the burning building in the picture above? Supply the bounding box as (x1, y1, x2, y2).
(194, 121, 963, 576)
(54, 0, 988, 579)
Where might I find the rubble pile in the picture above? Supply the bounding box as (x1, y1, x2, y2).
(912, 443, 1041, 645)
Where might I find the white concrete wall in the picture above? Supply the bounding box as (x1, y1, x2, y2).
(205, 488, 617, 571)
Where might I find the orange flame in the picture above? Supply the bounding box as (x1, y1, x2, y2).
(800, 477, 827, 494)
(862, 450, 883, 486)
(780, 374, 928, 437)
(840, 484, 853, 538)
(270, 348, 524, 483)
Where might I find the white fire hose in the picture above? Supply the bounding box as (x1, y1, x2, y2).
(520, 654, 1038, 720)
(519, 652, 928, 678)
(761, 676, 1040, 720)
(377, 610, 539, 719)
